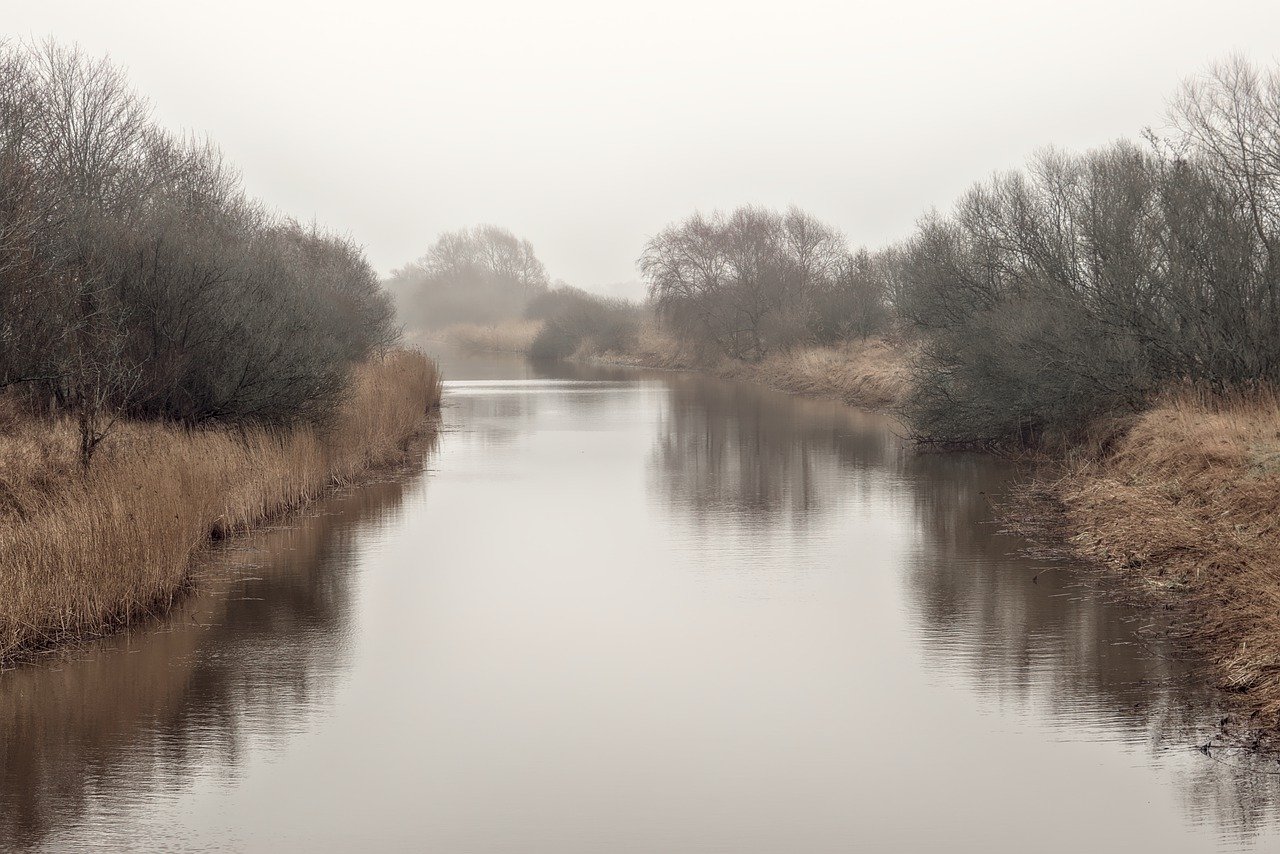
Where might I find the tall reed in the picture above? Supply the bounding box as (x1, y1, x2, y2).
(1059, 388, 1280, 722)
(442, 320, 543, 353)
(0, 349, 441, 665)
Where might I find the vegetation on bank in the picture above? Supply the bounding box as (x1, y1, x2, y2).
(403, 58, 1280, 457)
(441, 319, 543, 354)
(0, 40, 398, 466)
(386, 224, 550, 329)
(0, 41, 438, 663)
(728, 338, 910, 410)
(439, 315, 910, 410)
(0, 350, 441, 666)
(627, 58, 1280, 450)
(525, 286, 642, 360)
(1058, 392, 1280, 723)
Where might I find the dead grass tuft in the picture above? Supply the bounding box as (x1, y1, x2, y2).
(591, 321, 698, 370)
(1058, 387, 1280, 724)
(597, 326, 912, 410)
(737, 338, 912, 409)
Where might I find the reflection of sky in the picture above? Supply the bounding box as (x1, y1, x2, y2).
(3, 350, 1280, 852)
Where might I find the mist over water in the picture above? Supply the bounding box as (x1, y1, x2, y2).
(3, 348, 1279, 852)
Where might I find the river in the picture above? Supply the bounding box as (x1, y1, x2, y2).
(2, 347, 1279, 852)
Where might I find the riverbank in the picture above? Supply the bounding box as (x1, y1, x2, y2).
(612, 331, 910, 410)
(0, 348, 442, 668)
(1047, 391, 1280, 738)
(441, 320, 543, 354)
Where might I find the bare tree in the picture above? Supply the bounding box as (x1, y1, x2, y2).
(0, 39, 400, 453)
(639, 205, 851, 361)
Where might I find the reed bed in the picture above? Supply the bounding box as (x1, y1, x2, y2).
(1057, 388, 1280, 726)
(442, 320, 543, 353)
(0, 348, 441, 666)
(597, 326, 911, 410)
(592, 322, 698, 370)
(732, 338, 911, 410)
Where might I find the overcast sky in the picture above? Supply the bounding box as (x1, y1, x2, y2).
(9, 1, 1280, 296)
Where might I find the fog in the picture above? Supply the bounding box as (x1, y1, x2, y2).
(9, 0, 1279, 296)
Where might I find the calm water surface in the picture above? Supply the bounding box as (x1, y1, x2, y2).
(3, 347, 1280, 852)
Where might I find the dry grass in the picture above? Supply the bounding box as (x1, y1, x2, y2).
(0, 348, 441, 666)
(1057, 388, 1280, 726)
(591, 321, 697, 369)
(596, 325, 912, 410)
(730, 338, 912, 409)
(442, 319, 543, 353)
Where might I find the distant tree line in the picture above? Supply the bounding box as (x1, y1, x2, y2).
(390, 223, 647, 360)
(640, 56, 1280, 447)
(386, 225, 549, 328)
(0, 40, 396, 464)
(639, 206, 891, 361)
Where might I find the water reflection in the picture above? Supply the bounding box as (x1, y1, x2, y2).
(647, 369, 1280, 842)
(650, 374, 898, 524)
(900, 450, 1280, 838)
(0, 468, 424, 849)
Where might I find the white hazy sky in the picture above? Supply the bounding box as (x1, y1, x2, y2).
(8, 1, 1280, 295)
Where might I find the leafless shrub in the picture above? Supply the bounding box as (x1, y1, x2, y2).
(639, 206, 860, 362)
(894, 59, 1280, 446)
(0, 40, 398, 461)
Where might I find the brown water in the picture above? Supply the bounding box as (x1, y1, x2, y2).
(3, 347, 1280, 852)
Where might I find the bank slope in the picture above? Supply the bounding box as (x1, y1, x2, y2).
(1059, 392, 1280, 735)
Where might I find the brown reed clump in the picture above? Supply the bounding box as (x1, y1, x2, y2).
(1058, 387, 1280, 726)
(738, 338, 912, 410)
(590, 321, 912, 410)
(0, 348, 442, 666)
(633, 333, 911, 410)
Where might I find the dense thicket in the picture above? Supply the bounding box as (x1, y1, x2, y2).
(0, 40, 395, 463)
(899, 57, 1280, 444)
(638, 57, 1280, 447)
(525, 286, 641, 360)
(387, 225, 549, 328)
(638, 206, 864, 361)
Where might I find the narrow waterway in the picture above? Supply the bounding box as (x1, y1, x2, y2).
(3, 347, 1279, 852)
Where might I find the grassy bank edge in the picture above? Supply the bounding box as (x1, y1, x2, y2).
(0, 348, 443, 670)
(1038, 394, 1280, 745)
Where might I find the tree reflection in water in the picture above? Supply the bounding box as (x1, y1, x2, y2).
(648, 370, 1280, 840)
